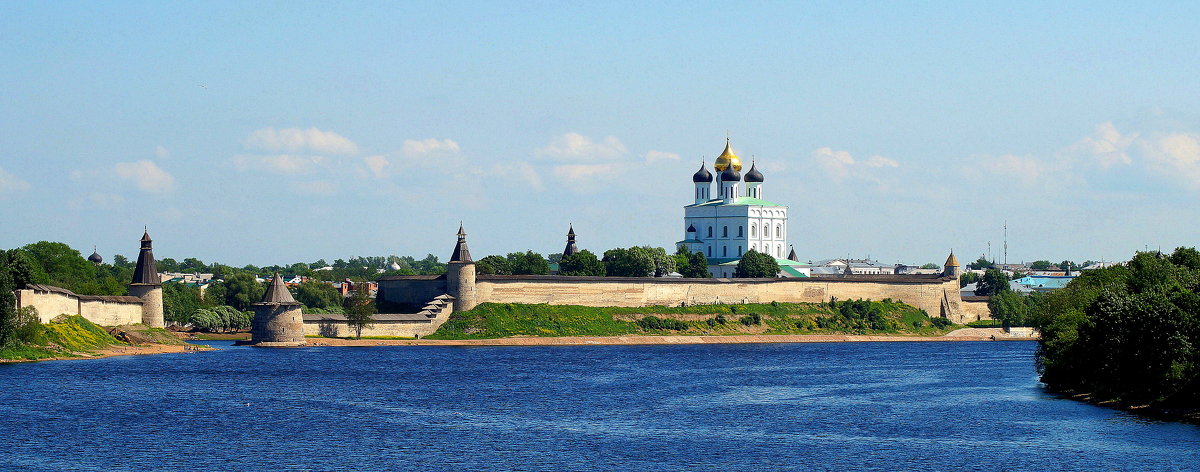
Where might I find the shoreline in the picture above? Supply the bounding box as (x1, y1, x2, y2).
(0, 343, 212, 364)
(308, 328, 1034, 347)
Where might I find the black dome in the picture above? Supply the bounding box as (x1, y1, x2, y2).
(744, 162, 764, 182)
(88, 250, 103, 264)
(687, 224, 697, 233)
(692, 164, 713, 183)
(720, 164, 741, 181)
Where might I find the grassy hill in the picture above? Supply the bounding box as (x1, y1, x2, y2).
(425, 299, 954, 340)
(0, 315, 186, 361)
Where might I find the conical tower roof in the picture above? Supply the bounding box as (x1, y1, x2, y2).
(787, 245, 799, 262)
(563, 224, 579, 257)
(449, 223, 473, 263)
(945, 251, 960, 267)
(257, 272, 300, 305)
(130, 229, 161, 285)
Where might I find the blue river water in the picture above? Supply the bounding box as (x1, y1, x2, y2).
(1, 340, 1198, 471)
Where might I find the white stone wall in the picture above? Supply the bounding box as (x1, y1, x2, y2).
(15, 288, 142, 325)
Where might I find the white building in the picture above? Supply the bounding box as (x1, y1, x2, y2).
(678, 139, 808, 278)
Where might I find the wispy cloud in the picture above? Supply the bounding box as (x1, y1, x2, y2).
(115, 160, 175, 193)
(155, 145, 171, 159)
(644, 150, 681, 162)
(233, 154, 327, 175)
(0, 166, 31, 196)
(536, 133, 627, 160)
(243, 127, 359, 155)
(402, 138, 460, 157)
(812, 147, 900, 182)
(290, 180, 338, 196)
(363, 155, 390, 178)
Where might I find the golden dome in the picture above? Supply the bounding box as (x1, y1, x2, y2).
(713, 138, 742, 172)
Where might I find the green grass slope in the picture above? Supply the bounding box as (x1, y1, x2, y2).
(0, 315, 127, 361)
(426, 299, 955, 340)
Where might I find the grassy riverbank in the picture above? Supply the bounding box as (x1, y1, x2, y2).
(0, 315, 193, 362)
(425, 300, 955, 340)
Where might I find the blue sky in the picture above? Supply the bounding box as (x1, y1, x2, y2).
(2, 1, 1199, 267)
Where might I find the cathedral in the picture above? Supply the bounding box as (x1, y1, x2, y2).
(678, 139, 809, 278)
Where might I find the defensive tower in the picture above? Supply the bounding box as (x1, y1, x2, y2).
(249, 272, 305, 346)
(446, 224, 477, 312)
(563, 224, 579, 257)
(943, 250, 961, 278)
(128, 230, 164, 327)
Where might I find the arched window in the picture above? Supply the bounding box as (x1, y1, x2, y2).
(738, 226, 743, 237)
(723, 226, 728, 237)
(707, 227, 713, 237)
(738, 246, 743, 256)
(777, 244, 782, 257)
(707, 246, 712, 257)
(722, 246, 727, 257)
(750, 225, 756, 237)
(763, 224, 769, 238)
(775, 224, 781, 238)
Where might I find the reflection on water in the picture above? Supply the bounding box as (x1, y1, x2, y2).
(1, 340, 1198, 471)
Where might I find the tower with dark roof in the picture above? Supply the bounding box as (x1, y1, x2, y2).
(563, 225, 579, 257)
(127, 230, 164, 327)
(248, 272, 305, 346)
(446, 224, 478, 312)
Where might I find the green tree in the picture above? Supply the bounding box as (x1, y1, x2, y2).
(188, 306, 251, 333)
(988, 290, 1029, 327)
(1059, 260, 1076, 271)
(559, 250, 605, 276)
(919, 263, 940, 270)
(158, 258, 180, 272)
(967, 257, 994, 271)
(112, 254, 132, 268)
(507, 251, 550, 275)
(292, 280, 343, 311)
(974, 269, 1010, 296)
(1029, 260, 1052, 270)
(343, 288, 376, 339)
(214, 273, 264, 310)
(637, 246, 676, 277)
(674, 246, 711, 278)
(547, 253, 563, 265)
(603, 247, 655, 277)
(19, 241, 91, 293)
(162, 282, 207, 324)
(476, 255, 512, 275)
(734, 249, 779, 278)
(959, 271, 981, 288)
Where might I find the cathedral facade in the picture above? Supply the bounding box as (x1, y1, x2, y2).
(678, 140, 807, 278)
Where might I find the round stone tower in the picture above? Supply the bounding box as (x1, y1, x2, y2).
(446, 224, 478, 312)
(128, 230, 164, 328)
(249, 272, 305, 347)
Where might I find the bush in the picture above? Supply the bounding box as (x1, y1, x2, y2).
(930, 317, 953, 329)
(637, 316, 688, 331)
(739, 313, 762, 326)
(189, 306, 252, 333)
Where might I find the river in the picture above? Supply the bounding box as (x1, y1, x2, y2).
(1, 341, 1197, 471)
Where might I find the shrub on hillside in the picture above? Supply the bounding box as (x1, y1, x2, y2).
(637, 316, 688, 331)
(739, 313, 762, 326)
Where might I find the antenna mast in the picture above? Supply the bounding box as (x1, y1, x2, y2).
(1003, 220, 1008, 266)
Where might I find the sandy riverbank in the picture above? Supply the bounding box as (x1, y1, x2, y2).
(307, 327, 1036, 347)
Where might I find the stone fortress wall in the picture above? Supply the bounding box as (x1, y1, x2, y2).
(379, 273, 975, 324)
(15, 284, 144, 326)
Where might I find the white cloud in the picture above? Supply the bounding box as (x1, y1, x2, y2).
(553, 163, 621, 182)
(493, 161, 543, 191)
(243, 127, 359, 155)
(979, 154, 1048, 185)
(402, 138, 461, 157)
(0, 167, 31, 195)
(115, 160, 175, 193)
(1066, 122, 1136, 168)
(155, 145, 171, 159)
(536, 133, 627, 160)
(865, 155, 899, 168)
(290, 180, 338, 196)
(811, 147, 859, 179)
(233, 154, 326, 174)
(1140, 132, 1200, 188)
(364, 155, 390, 178)
(644, 150, 681, 162)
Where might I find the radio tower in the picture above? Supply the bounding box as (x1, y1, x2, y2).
(1003, 220, 1008, 266)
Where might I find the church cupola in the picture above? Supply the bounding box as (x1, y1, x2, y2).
(88, 246, 103, 265)
(692, 162, 713, 204)
(744, 160, 764, 198)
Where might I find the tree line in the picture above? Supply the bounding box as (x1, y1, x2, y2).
(1031, 247, 1200, 408)
(475, 246, 779, 278)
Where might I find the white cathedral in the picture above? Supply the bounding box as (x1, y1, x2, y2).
(678, 139, 809, 278)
